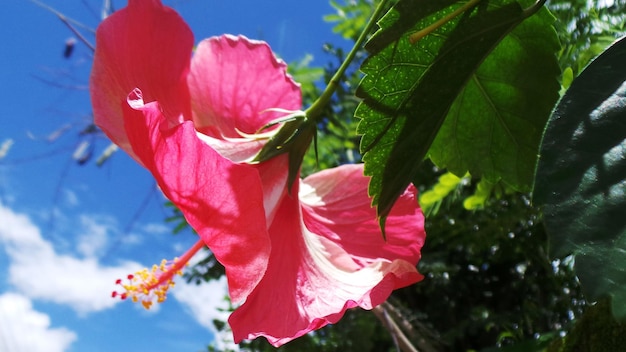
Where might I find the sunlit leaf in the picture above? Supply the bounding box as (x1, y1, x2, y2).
(533, 36, 626, 319)
(463, 178, 494, 210)
(428, 5, 560, 190)
(324, 0, 375, 40)
(356, 0, 559, 223)
(419, 171, 463, 215)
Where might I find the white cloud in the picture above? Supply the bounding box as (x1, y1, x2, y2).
(173, 276, 237, 351)
(0, 203, 142, 314)
(76, 215, 112, 258)
(0, 292, 77, 352)
(173, 276, 230, 330)
(0, 139, 13, 159)
(141, 222, 171, 235)
(63, 189, 79, 207)
(119, 232, 143, 245)
(0, 202, 237, 348)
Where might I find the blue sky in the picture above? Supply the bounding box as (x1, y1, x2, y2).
(0, 1, 347, 351)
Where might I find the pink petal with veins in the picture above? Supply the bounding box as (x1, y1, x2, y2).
(122, 89, 270, 303)
(90, 0, 193, 160)
(229, 164, 425, 346)
(188, 35, 301, 138)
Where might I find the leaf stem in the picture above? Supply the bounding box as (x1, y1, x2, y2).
(409, 0, 482, 44)
(522, 0, 547, 18)
(305, 0, 391, 121)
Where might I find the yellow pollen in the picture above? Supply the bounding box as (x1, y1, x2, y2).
(111, 240, 205, 309)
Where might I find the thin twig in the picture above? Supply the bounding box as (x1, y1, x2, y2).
(102, 182, 159, 260)
(382, 301, 443, 352)
(31, 75, 89, 91)
(30, 0, 96, 52)
(101, 0, 113, 20)
(373, 305, 419, 352)
(523, 0, 547, 18)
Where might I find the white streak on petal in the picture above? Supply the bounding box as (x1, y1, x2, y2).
(299, 181, 324, 205)
(195, 132, 265, 163)
(301, 219, 388, 289)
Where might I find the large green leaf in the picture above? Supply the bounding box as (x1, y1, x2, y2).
(428, 6, 560, 189)
(533, 36, 626, 319)
(355, 0, 560, 222)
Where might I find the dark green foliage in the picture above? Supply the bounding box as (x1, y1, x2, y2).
(165, 201, 192, 234)
(355, 0, 560, 224)
(185, 249, 226, 284)
(534, 35, 626, 320)
(547, 298, 626, 352)
(390, 161, 585, 351)
(550, 0, 626, 76)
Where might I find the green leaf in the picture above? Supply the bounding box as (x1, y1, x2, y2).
(253, 114, 317, 192)
(324, 0, 374, 40)
(463, 178, 494, 210)
(356, 0, 559, 222)
(419, 171, 464, 215)
(533, 36, 626, 319)
(428, 5, 560, 190)
(288, 54, 324, 99)
(479, 332, 556, 352)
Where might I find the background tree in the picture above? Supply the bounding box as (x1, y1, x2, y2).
(19, 0, 626, 351)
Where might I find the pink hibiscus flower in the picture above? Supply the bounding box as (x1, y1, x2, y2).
(90, 0, 426, 347)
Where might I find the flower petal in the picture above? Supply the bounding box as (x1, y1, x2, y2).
(229, 164, 425, 346)
(188, 35, 302, 138)
(90, 0, 193, 159)
(195, 133, 268, 163)
(194, 133, 290, 224)
(300, 164, 425, 266)
(122, 89, 270, 303)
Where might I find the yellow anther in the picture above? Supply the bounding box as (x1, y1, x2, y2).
(111, 240, 205, 310)
(111, 258, 185, 309)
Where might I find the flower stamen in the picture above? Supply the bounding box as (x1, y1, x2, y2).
(254, 109, 307, 134)
(112, 239, 205, 309)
